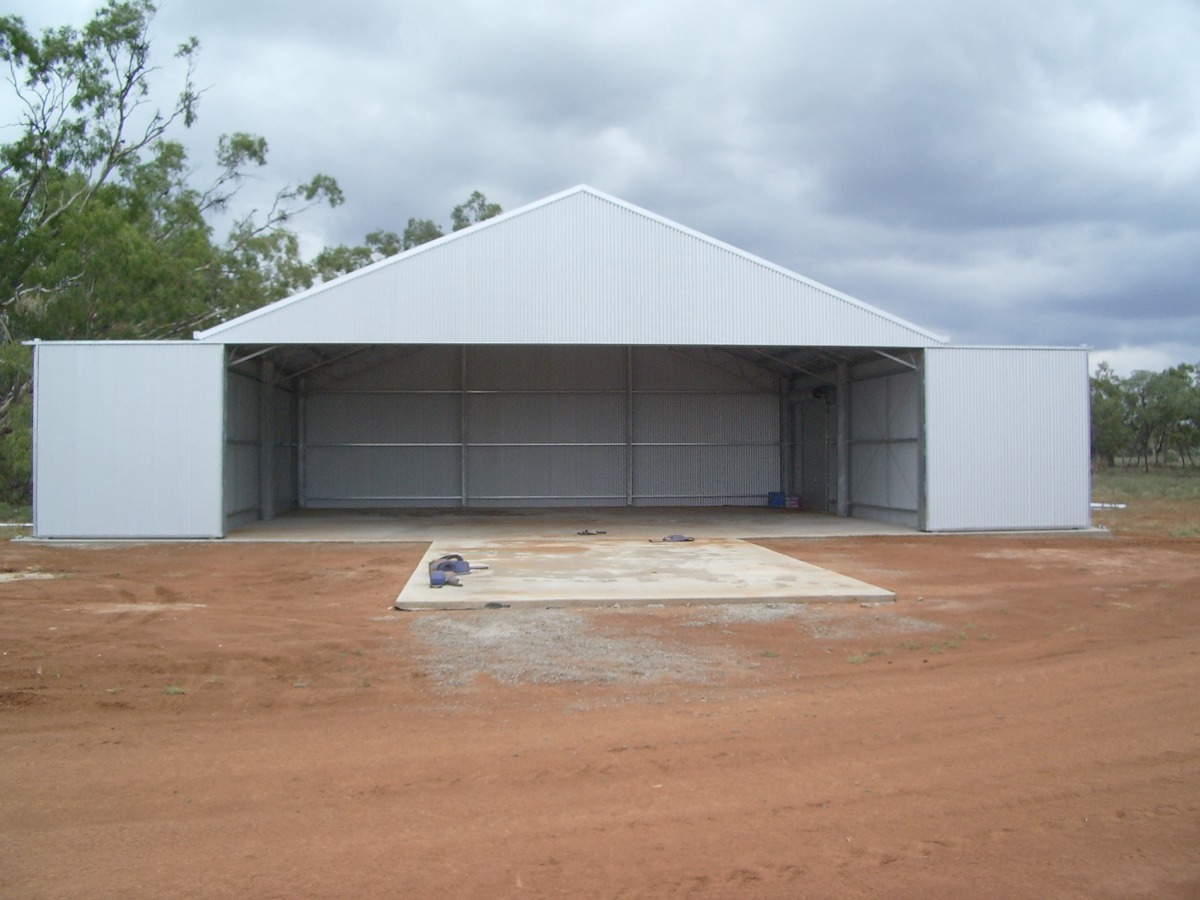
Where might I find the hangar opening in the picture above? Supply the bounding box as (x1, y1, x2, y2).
(222, 342, 925, 532)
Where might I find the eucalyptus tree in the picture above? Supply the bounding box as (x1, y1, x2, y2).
(0, 1, 343, 503)
(0, 1, 345, 342)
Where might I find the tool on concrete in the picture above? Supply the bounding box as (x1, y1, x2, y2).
(429, 553, 477, 586)
(428, 568, 462, 587)
(650, 534, 695, 543)
(431, 553, 470, 573)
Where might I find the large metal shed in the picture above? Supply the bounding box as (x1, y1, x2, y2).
(30, 186, 1090, 538)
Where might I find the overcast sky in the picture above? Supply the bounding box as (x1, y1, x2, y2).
(6, 0, 1199, 374)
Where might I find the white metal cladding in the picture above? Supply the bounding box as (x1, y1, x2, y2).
(297, 345, 782, 508)
(195, 187, 947, 349)
(32, 342, 224, 538)
(924, 347, 1090, 531)
(848, 368, 921, 528)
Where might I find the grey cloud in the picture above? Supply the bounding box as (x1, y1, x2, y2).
(5, 0, 1199, 371)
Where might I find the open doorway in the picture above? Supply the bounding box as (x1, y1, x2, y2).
(794, 395, 836, 513)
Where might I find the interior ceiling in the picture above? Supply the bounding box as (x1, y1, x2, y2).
(225, 344, 919, 393)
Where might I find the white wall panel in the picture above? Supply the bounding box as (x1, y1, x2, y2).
(33, 342, 224, 538)
(924, 347, 1090, 531)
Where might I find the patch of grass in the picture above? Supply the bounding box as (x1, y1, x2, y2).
(0, 501, 31, 524)
(956, 624, 995, 642)
(162, 685, 187, 695)
(1092, 465, 1200, 502)
(1092, 467, 1200, 537)
(758, 650, 779, 658)
(847, 648, 891, 664)
(926, 641, 959, 654)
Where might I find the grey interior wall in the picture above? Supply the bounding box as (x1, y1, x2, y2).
(271, 382, 298, 511)
(298, 345, 781, 508)
(224, 369, 259, 528)
(631, 391, 779, 506)
(467, 345, 626, 507)
(302, 346, 461, 507)
(224, 367, 298, 527)
(795, 398, 834, 512)
(848, 366, 921, 528)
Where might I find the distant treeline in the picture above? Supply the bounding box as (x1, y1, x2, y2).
(1091, 363, 1200, 470)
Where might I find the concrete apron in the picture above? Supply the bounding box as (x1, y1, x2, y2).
(394, 537, 895, 610)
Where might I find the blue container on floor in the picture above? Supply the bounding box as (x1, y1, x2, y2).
(767, 492, 785, 508)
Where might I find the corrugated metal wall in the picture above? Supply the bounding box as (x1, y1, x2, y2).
(272, 383, 297, 511)
(924, 347, 1090, 531)
(795, 398, 834, 512)
(33, 342, 225, 538)
(225, 363, 298, 527)
(198, 188, 944, 349)
(848, 367, 921, 528)
(298, 345, 781, 508)
(224, 370, 259, 527)
(631, 391, 779, 506)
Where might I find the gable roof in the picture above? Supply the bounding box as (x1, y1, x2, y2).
(194, 186, 947, 347)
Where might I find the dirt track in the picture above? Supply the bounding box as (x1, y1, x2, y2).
(2, 527, 1199, 898)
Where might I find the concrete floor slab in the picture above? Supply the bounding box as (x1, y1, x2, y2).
(228, 507, 916, 543)
(394, 537, 895, 610)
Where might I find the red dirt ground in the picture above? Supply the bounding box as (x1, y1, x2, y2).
(2, 520, 1198, 898)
